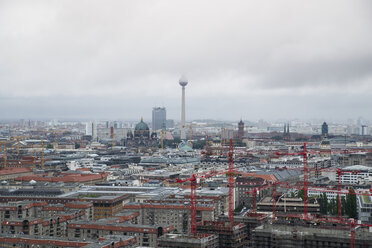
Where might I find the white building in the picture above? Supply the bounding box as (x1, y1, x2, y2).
(322, 165, 372, 184)
(308, 188, 348, 200)
(97, 128, 128, 141)
(339, 165, 372, 184)
(85, 122, 93, 135)
(92, 121, 97, 141)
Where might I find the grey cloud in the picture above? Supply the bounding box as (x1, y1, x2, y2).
(0, 0, 371, 120)
(260, 55, 372, 89)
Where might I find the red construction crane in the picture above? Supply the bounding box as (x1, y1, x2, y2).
(268, 182, 372, 248)
(264, 160, 372, 248)
(177, 139, 237, 236)
(272, 144, 355, 219)
(318, 148, 368, 219)
(275, 179, 372, 243)
(245, 182, 273, 214)
(304, 166, 361, 220)
(274, 165, 362, 220)
(276, 143, 312, 220)
(335, 168, 359, 220)
(310, 216, 372, 248)
(176, 174, 198, 235)
(227, 139, 235, 223)
(351, 218, 356, 248)
(272, 181, 277, 219)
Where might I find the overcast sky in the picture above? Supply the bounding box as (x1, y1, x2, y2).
(1, 0, 372, 122)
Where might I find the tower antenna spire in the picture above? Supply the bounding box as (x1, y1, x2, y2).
(179, 75, 188, 140)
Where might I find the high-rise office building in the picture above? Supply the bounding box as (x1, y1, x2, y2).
(92, 121, 97, 141)
(86, 122, 93, 135)
(322, 122, 328, 137)
(152, 107, 166, 131)
(166, 119, 174, 129)
(361, 125, 368, 136)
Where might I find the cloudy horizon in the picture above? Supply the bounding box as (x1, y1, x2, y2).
(1, 0, 372, 121)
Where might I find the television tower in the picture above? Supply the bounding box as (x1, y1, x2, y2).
(179, 75, 188, 140)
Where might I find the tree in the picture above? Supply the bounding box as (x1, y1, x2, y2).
(164, 138, 181, 148)
(345, 188, 357, 218)
(75, 143, 80, 149)
(46, 144, 53, 149)
(192, 139, 206, 149)
(319, 193, 328, 215)
(297, 188, 304, 200)
(328, 198, 337, 215)
(341, 196, 347, 216)
(234, 204, 243, 212)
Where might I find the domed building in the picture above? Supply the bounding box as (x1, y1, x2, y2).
(125, 118, 158, 149)
(178, 140, 193, 152)
(134, 118, 150, 138)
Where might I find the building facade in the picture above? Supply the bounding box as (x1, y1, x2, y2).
(158, 233, 219, 248)
(322, 122, 328, 137)
(152, 107, 166, 131)
(253, 223, 372, 247)
(357, 194, 372, 224)
(68, 221, 172, 247)
(238, 120, 245, 140)
(125, 118, 158, 149)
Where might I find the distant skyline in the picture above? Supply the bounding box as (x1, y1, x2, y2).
(1, 116, 370, 127)
(1, 1, 372, 121)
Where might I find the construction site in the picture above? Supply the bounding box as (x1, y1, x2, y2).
(157, 234, 219, 248)
(2, 124, 372, 247)
(253, 223, 372, 248)
(185, 140, 372, 248)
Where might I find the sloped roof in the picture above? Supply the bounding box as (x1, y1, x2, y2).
(344, 165, 372, 171)
(237, 172, 277, 182)
(0, 167, 32, 175)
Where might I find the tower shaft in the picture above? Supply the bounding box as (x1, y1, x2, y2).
(181, 86, 186, 140)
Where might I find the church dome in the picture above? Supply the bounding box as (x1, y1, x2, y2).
(135, 118, 149, 131)
(320, 138, 330, 146)
(134, 118, 150, 139)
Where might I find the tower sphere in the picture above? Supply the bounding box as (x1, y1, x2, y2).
(179, 75, 188, 87)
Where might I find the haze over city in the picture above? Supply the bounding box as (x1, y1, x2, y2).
(1, 0, 372, 121)
(3, 1, 372, 247)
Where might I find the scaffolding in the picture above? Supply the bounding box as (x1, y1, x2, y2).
(197, 221, 248, 248)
